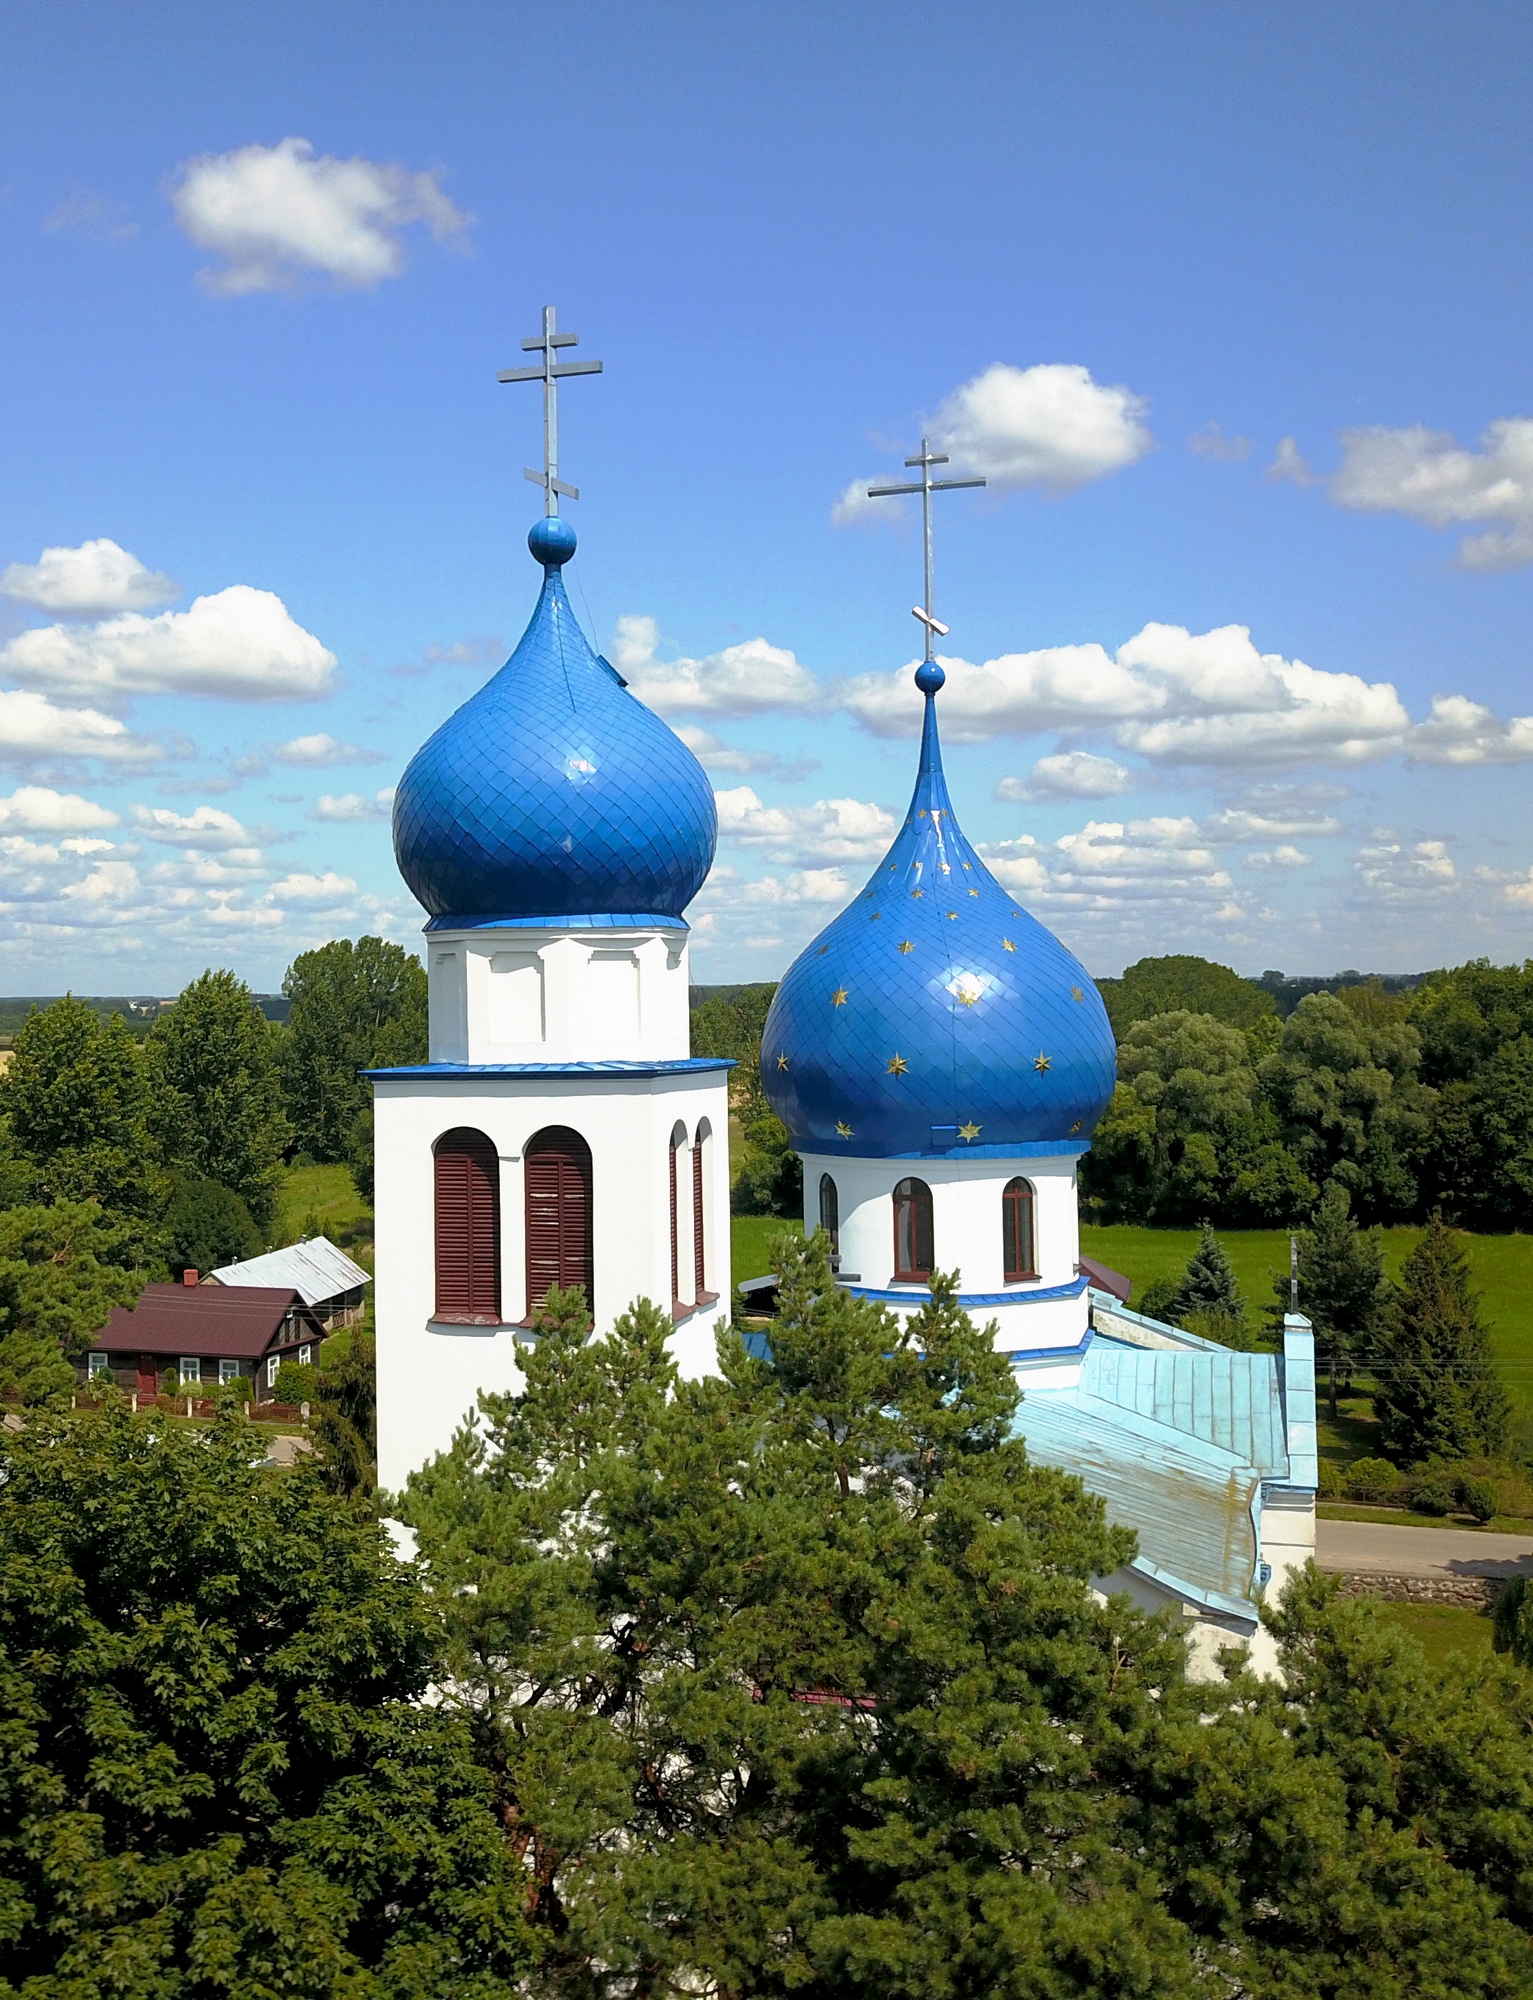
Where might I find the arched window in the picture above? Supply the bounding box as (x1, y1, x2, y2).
(525, 1126, 594, 1319)
(693, 1119, 711, 1302)
(669, 1122, 686, 1311)
(892, 1177, 934, 1283)
(819, 1172, 840, 1254)
(434, 1127, 500, 1323)
(1002, 1177, 1038, 1281)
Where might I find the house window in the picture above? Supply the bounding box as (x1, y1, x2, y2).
(669, 1122, 685, 1309)
(179, 1357, 201, 1385)
(892, 1178, 934, 1283)
(693, 1119, 710, 1300)
(86, 1352, 109, 1378)
(1002, 1177, 1038, 1282)
(267, 1355, 279, 1389)
(524, 1126, 593, 1319)
(219, 1358, 239, 1385)
(434, 1127, 501, 1323)
(298, 1343, 312, 1366)
(819, 1173, 839, 1254)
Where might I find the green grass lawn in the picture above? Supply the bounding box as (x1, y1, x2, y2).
(1366, 1597, 1499, 1669)
(274, 1163, 373, 1265)
(1082, 1223, 1533, 1414)
(731, 1214, 803, 1283)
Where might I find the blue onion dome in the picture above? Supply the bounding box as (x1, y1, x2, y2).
(761, 662, 1116, 1155)
(394, 519, 716, 926)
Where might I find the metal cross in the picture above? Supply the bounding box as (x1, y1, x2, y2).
(498, 305, 603, 516)
(865, 438, 985, 660)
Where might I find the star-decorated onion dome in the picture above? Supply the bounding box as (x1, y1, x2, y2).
(760, 659, 1116, 1156)
(393, 517, 716, 927)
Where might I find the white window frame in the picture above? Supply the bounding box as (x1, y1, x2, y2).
(298, 1343, 312, 1367)
(266, 1355, 279, 1389)
(218, 1358, 239, 1385)
(179, 1357, 201, 1386)
(86, 1352, 110, 1379)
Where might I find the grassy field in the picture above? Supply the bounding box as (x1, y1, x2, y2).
(1082, 1223, 1533, 1414)
(731, 1214, 803, 1283)
(1367, 1598, 1499, 1669)
(274, 1164, 373, 1265)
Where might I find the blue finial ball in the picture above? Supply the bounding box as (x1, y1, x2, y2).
(914, 658, 946, 696)
(528, 516, 577, 567)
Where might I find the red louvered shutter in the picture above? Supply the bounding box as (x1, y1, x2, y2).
(669, 1134, 680, 1309)
(434, 1129, 500, 1322)
(524, 1127, 593, 1319)
(692, 1137, 706, 1301)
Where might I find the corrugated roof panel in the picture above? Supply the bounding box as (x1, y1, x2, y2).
(210, 1237, 371, 1308)
(1081, 1340, 1288, 1478)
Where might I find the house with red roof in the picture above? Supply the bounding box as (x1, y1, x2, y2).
(83, 1274, 329, 1401)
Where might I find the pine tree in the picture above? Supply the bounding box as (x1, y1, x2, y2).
(1372, 1212, 1510, 1463)
(1268, 1179, 1389, 1414)
(1167, 1220, 1251, 1342)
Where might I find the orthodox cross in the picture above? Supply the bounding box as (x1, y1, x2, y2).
(866, 438, 985, 660)
(498, 305, 603, 516)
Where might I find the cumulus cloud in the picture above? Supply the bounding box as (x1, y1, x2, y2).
(843, 622, 1412, 766)
(1, 539, 178, 617)
(1406, 695, 1533, 765)
(0, 787, 120, 833)
(1202, 803, 1343, 841)
(43, 189, 139, 244)
(0, 689, 161, 769)
(996, 751, 1133, 801)
(714, 786, 897, 866)
(979, 816, 1240, 919)
(1356, 838, 1457, 898)
(0, 587, 335, 702)
(674, 726, 813, 780)
(1330, 417, 1533, 569)
(310, 787, 395, 822)
(1267, 436, 1317, 485)
(1245, 846, 1311, 869)
(265, 870, 358, 905)
(1189, 422, 1250, 463)
(931, 362, 1152, 492)
(130, 804, 258, 852)
(614, 616, 821, 717)
(1502, 869, 1533, 909)
(171, 136, 470, 295)
(268, 732, 385, 767)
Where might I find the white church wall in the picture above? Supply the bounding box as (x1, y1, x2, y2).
(375, 1064, 730, 1488)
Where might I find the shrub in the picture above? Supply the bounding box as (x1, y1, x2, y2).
(1495, 1574, 1533, 1664)
(1409, 1474, 1458, 1517)
(1317, 1460, 1347, 1499)
(272, 1359, 319, 1406)
(1460, 1476, 1500, 1524)
(1181, 1305, 1260, 1350)
(1346, 1456, 1403, 1501)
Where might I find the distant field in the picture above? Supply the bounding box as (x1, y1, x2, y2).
(275, 1164, 373, 1265)
(731, 1214, 803, 1283)
(1366, 1598, 1498, 1669)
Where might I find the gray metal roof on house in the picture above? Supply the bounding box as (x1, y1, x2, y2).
(208, 1236, 371, 1308)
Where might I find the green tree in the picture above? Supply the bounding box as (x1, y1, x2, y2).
(310, 1325, 378, 1498)
(1372, 1213, 1510, 1463)
(0, 1402, 531, 1994)
(1096, 952, 1279, 1038)
(0, 1201, 153, 1405)
(1, 997, 157, 1215)
(1267, 1180, 1389, 1414)
(1259, 989, 1436, 1220)
(281, 936, 428, 1167)
(146, 969, 289, 1232)
(161, 1176, 262, 1277)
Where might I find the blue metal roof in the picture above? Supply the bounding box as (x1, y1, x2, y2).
(759, 670, 1117, 1157)
(1081, 1336, 1290, 1479)
(393, 519, 717, 927)
(363, 1058, 734, 1080)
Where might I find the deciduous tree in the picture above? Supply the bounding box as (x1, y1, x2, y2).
(281, 936, 427, 1168)
(1, 997, 157, 1216)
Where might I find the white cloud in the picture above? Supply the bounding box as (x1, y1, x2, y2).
(171, 136, 470, 295)
(997, 752, 1132, 801)
(130, 804, 257, 851)
(932, 361, 1152, 492)
(310, 787, 395, 822)
(1267, 436, 1317, 486)
(1356, 839, 1457, 898)
(265, 870, 358, 905)
(1188, 422, 1250, 463)
(714, 786, 896, 865)
(1245, 846, 1311, 869)
(674, 726, 810, 779)
(1330, 417, 1533, 569)
(1, 539, 178, 616)
(844, 622, 1412, 766)
(1201, 803, 1344, 841)
(0, 787, 120, 833)
(0, 689, 161, 769)
(1, 587, 335, 702)
(614, 616, 821, 717)
(1502, 869, 1533, 909)
(979, 817, 1241, 922)
(269, 732, 385, 767)
(1405, 695, 1533, 766)
(43, 190, 139, 244)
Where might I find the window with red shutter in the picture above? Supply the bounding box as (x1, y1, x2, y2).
(524, 1126, 593, 1320)
(1002, 1177, 1037, 1281)
(692, 1122, 708, 1302)
(669, 1127, 681, 1310)
(434, 1128, 501, 1322)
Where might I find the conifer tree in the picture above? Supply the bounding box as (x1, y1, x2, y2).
(1372, 1212, 1510, 1463)
(1167, 1220, 1250, 1342)
(1267, 1179, 1389, 1413)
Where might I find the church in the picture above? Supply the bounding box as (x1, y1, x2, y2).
(371, 317, 1316, 1677)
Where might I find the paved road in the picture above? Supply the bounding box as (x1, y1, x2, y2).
(1316, 1518, 1533, 1581)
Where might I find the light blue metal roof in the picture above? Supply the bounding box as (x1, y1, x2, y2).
(1080, 1336, 1290, 1480)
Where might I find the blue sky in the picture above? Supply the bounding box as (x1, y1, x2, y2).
(2, 0, 1532, 993)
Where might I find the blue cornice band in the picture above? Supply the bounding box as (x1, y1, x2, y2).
(842, 1272, 1089, 1308)
(365, 1057, 734, 1080)
(424, 912, 690, 933)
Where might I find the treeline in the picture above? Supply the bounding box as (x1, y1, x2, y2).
(691, 982, 802, 1214)
(0, 937, 424, 1404)
(1085, 953, 1533, 1229)
(10, 1244, 1533, 1994)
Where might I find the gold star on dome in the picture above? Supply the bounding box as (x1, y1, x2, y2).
(945, 910, 958, 920)
(1010, 908, 1022, 917)
(918, 809, 929, 818)
(968, 888, 980, 897)
(911, 888, 924, 899)
(1034, 1051, 1052, 1073)
(962, 861, 972, 870)
(836, 1120, 854, 1138)
(776, 1053, 789, 1071)
(886, 1053, 908, 1075)
(870, 911, 881, 921)
(832, 987, 848, 1007)
(817, 945, 828, 956)
(938, 861, 951, 874)
(1071, 985, 1084, 1002)
(1002, 938, 1016, 951)
(1070, 1119, 1083, 1134)
(958, 1120, 981, 1141)
(898, 940, 914, 953)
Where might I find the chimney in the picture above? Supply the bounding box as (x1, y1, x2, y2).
(182, 1268, 198, 1287)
